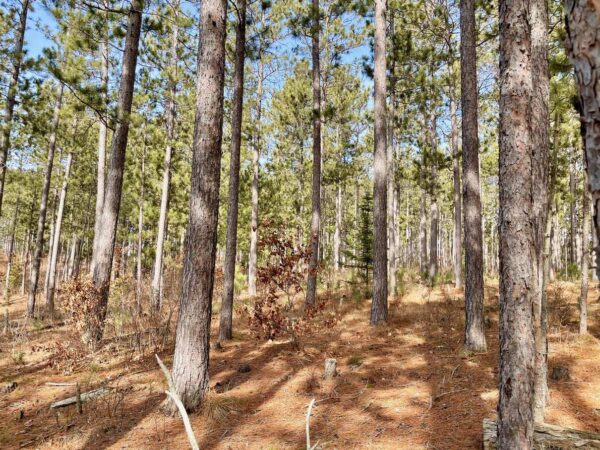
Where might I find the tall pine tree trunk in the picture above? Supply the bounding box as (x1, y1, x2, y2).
(498, 0, 535, 445)
(27, 84, 63, 318)
(0, 0, 29, 219)
(450, 95, 462, 289)
(46, 153, 72, 318)
(219, 0, 247, 342)
(136, 144, 145, 311)
(531, 0, 550, 422)
(88, 0, 143, 343)
(248, 53, 263, 296)
(580, 170, 590, 334)
(333, 183, 341, 271)
(170, 0, 227, 412)
(306, 0, 322, 306)
(151, 0, 180, 311)
(460, 0, 486, 353)
(371, 0, 388, 324)
(3, 200, 19, 333)
(387, 78, 396, 296)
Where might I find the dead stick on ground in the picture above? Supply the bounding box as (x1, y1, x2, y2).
(155, 354, 199, 450)
(306, 398, 318, 450)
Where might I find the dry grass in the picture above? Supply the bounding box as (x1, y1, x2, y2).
(1, 274, 600, 449)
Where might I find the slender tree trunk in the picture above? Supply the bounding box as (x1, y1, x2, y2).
(460, 0, 486, 353)
(419, 192, 427, 274)
(580, 171, 590, 334)
(388, 79, 396, 296)
(44, 187, 58, 300)
(248, 54, 263, 297)
(151, 0, 180, 311)
(429, 113, 439, 284)
(371, 0, 388, 324)
(46, 153, 72, 318)
(450, 95, 462, 289)
(306, 0, 322, 306)
(27, 84, 64, 318)
(4, 200, 19, 333)
(569, 166, 577, 266)
(171, 0, 227, 412)
(0, 0, 30, 219)
(333, 183, 341, 271)
(136, 144, 146, 312)
(88, 0, 143, 343)
(219, 0, 247, 342)
(498, 0, 535, 446)
(531, 0, 550, 422)
(92, 10, 109, 258)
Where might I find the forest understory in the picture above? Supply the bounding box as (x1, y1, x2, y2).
(2, 268, 600, 450)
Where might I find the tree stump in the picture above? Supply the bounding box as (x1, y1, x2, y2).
(324, 358, 337, 379)
(483, 418, 600, 449)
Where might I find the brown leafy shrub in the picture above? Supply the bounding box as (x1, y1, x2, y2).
(62, 277, 104, 346)
(247, 220, 337, 348)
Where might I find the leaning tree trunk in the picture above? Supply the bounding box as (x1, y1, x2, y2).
(306, 0, 322, 307)
(151, 0, 180, 312)
(371, 0, 388, 325)
(498, 0, 536, 447)
(219, 0, 247, 343)
(460, 0, 486, 353)
(247, 52, 263, 297)
(46, 153, 72, 319)
(0, 0, 30, 219)
(3, 200, 19, 333)
(27, 84, 63, 318)
(88, 0, 143, 344)
(531, 0, 550, 422)
(170, 0, 227, 412)
(580, 170, 590, 335)
(565, 0, 600, 304)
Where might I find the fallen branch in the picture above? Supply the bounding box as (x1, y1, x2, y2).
(306, 398, 318, 450)
(50, 387, 111, 409)
(155, 354, 199, 450)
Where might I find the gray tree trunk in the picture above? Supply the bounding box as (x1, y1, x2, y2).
(371, 0, 388, 324)
(3, 200, 19, 333)
(27, 84, 63, 318)
(580, 171, 590, 335)
(170, 0, 227, 412)
(498, 0, 536, 446)
(87, 0, 143, 344)
(136, 143, 146, 312)
(387, 81, 396, 296)
(219, 0, 247, 342)
(0, 0, 30, 219)
(151, 0, 180, 312)
(333, 183, 341, 271)
(460, 0, 486, 353)
(450, 95, 462, 289)
(306, 0, 322, 307)
(46, 153, 72, 318)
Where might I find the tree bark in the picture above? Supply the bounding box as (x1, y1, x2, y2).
(306, 0, 322, 307)
(219, 0, 247, 342)
(450, 95, 462, 289)
(388, 76, 396, 296)
(580, 170, 590, 335)
(170, 0, 227, 412)
(27, 84, 63, 318)
(151, 0, 180, 312)
(0, 0, 30, 219)
(46, 153, 72, 319)
(460, 0, 486, 353)
(498, 0, 535, 446)
(531, 0, 550, 422)
(88, 0, 143, 343)
(429, 113, 438, 284)
(3, 200, 19, 333)
(371, 0, 388, 324)
(333, 183, 341, 271)
(136, 143, 146, 312)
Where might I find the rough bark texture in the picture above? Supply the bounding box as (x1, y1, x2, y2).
(498, 0, 535, 447)
(170, 0, 227, 412)
(27, 84, 63, 318)
(580, 172, 590, 335)
(531, 0, 550, 422)
(151, 0, 180, 312)
(460, 0, 486, 353)
(450, 95, 462, 290)
(306, 0, 321, 306)
(88, 0, 143, 343)
(0, 0, 29, 219)
(248, 53, 263, 297)
(371, 0, 388, 325)
(219, 0, 247, 342)
(46, 153, 72, 318)
(565, 0, 600, 284)
(483, 418, 600, 449)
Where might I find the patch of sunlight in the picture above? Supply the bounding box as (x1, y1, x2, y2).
(480, 389, 498, 402)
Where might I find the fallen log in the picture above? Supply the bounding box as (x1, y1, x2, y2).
(483, 418, 600, 449)
(50, 387, 111, 409)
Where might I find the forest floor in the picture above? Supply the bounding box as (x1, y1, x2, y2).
(2, 277, 600, 449)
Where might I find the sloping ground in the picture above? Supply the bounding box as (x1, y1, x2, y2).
(1, 280, 600, 449)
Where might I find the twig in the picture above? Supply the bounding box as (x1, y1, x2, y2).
(155, 354, 199, 450)
(306, 398, 318, 450)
